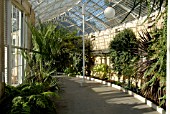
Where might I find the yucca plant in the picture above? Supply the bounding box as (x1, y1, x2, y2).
(24, 21, 94, 80)
(140, 25, 166, 108)
(23, 22, 57, 83)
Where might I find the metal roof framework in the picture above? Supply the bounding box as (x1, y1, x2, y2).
(28, 0, 149, 34)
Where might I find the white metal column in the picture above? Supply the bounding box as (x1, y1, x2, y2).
(22, 13, 25, 83)
(24, 15, 28, 80)
(18, 11, 22, 84)
(82, 4, 85, 85)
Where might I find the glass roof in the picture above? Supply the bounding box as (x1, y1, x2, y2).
(29, 0, 149, 34)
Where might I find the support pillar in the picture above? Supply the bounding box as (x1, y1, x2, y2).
(104, 54, 107, 65)
(6, 0, 12, 85)
(0, 0, 5, 98)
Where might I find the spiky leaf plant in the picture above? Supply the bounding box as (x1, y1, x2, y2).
(24, 21, 94, 79)
(140, 21, 166, 108)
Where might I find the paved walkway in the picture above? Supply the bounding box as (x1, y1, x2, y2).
(56, 76, 160, 114)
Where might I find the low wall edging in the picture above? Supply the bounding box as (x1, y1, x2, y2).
(76, 75, 165, 114)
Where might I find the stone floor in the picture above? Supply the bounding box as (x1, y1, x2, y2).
(56, 76, 160, 114)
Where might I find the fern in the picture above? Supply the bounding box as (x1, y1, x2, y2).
(11, 96, 30, 114)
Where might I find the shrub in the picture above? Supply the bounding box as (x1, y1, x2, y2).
(109, 28, 138, 85)
(0, 81, 60, 114)
(92, 64, 109, 79)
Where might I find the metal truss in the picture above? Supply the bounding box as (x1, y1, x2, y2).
(28, 0, 150, 34)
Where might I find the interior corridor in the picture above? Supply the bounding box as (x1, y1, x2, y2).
(56, 76, 159, 114)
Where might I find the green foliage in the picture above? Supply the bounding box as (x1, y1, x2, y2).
(110, 28, 138, 82)
(42, 92, 60, 99)
(64, 67, 77, 77)
(64, 67, 72, 74)
(20, 83, 45, 96)
(132, 10, 167, 108)
(23, 22, 68, 82)
(27, 94, 56, 114)
(109, 23, 166, 107)
(24, 22, 94, 80)
(109, 24, 166, 108)
(110, 29, 138, 53)
(2, 21, 95, 113)
(0, 82, 60, 114)
(92, 64, 109, 79)
(109, 23, 166, 108)
(5, 85, 21, 98)
(10, 94, 56, 114)
(140, 28, 166, 107)
(11, 96, 30, 114)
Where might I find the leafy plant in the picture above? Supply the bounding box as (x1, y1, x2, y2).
(11, 96, 30, 114)
(140, 26, 166, 108)
(92, 64, 109, 79)
(109, 28, 139, 85)
(0, 82, 60, 114)
(131, 9, 167, 108)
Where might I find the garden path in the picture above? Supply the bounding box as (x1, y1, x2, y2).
(56, 76, 160, 114)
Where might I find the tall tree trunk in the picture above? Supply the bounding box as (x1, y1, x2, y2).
(0, 0, 5, 99)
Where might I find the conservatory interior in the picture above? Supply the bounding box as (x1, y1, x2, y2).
(0, 0, 169, 114)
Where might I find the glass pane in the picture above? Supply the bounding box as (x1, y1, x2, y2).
(11, 5, 24, 85)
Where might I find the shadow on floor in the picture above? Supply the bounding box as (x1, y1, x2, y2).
(56, 77, 159, 114)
